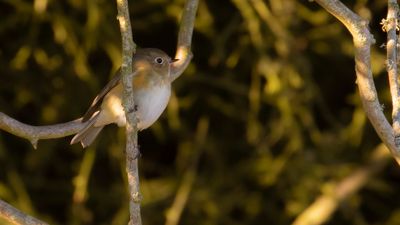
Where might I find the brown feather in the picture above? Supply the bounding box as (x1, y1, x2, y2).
(82, 69, 122, 122)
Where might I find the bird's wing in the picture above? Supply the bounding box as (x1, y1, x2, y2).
(82, 69, 122, 122)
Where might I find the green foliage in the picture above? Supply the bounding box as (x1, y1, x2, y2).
(0, 0, 399, 225)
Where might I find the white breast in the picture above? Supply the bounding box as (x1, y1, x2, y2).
(134, 85, 171, 130)
(95, 84, 171, 130)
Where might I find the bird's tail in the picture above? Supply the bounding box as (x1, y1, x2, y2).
(71, 112, 103, 148)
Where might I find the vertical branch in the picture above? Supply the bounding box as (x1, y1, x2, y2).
(385, 0, 400, 146)
(314, 0, 400, 165)
(170, 0, 199, 81)
(115, 0, 141, 225)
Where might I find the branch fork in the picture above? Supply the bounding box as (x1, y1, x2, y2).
(315, 0, 400, 164)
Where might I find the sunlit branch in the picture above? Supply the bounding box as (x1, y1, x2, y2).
(315, 0, 400, 165)
(0, 199, 48, 225)
(170, 0, 199, 82)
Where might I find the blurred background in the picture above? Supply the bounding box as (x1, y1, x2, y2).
(1, 0, 400, 224)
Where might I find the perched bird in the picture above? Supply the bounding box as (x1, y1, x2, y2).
(71, 48, 177, 148)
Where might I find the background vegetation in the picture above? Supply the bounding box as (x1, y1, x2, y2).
(1, 0, 400, 224)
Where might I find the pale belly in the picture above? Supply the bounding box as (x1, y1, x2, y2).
(95, 84, 171, 130)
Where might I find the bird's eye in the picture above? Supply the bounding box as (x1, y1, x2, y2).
(155, 57, 164, 64)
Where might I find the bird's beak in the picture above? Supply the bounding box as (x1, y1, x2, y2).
(170, 58, 179, 63)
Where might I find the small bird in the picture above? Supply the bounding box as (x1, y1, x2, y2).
(71, 48, 177, 148)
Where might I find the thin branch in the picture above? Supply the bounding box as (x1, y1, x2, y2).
(115, 0, 141, 225)
(0, 112, 86, 149)
(385, 0, 400, 146)
(170, 0, 199, 81)
(292, 144, 390, 225)
(315, 0, 400, 165)
(0, 199, 48, 225)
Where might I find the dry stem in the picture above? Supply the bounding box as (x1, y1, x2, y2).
(315, 0, 400, 164)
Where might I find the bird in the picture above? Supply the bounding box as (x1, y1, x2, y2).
(71, 48, 178, 148)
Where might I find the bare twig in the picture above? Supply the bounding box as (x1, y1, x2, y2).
(0, 112, 86, 148)
(292, 144, 390, 225)
(170, 0, 199, 81)
(115, 0, 141, 225)
(385, 0, 400, 146)
(0, 199, 48, 225)
(315, 0, 400, 165)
